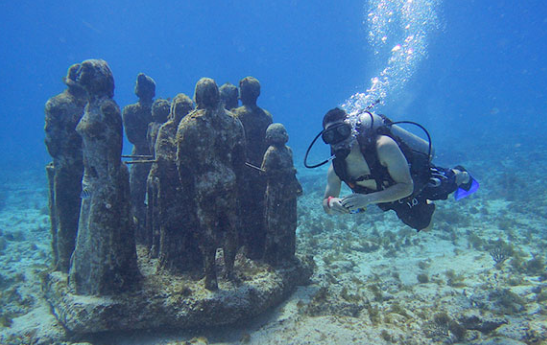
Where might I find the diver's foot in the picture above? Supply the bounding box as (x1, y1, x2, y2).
(453, 165, 472, 190)
(453, 165, 480, 201)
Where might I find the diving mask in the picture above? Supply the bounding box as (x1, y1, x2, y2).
(303, 120, 354, 169)
(321, 122, 352, 145)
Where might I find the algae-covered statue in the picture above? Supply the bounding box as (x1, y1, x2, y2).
(122, 73, 156, 242)
(69, 59, 140, 295)
(144, 98, 170, 256)
(147, 94, 203, 274)
(40, 67, 314, 338)
(147, 98, 170, 156)
(219, 82, 239, 110)
(176, 78, 246, 290)
(44, 63, 87, 273)
(261, 123, 302, 266)
(232, 76, 273, 260)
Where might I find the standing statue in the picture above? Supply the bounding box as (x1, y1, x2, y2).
(122, 73, 155, 242)
(232, 76, 273, 259)
(69, 59, 140, 296)
(219, 82, 239, 110)
(151, 94, 203, 274)
(176, 78, 246, 290)
(144, 98, 170, 256)
(261, 123, 302, 267)
(147, 98, 170, 156)
(44, 63, 87, 273)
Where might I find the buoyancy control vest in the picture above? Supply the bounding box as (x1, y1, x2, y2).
(332, 111, 434, 197)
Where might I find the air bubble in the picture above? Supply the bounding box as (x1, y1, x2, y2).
(342, 0, 442, 114)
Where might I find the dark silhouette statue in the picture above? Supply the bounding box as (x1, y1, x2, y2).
(232, 76, 273, 259)
(176, 78, 246, 290)
(147, 98, 170, 156)
(149, 94, 203, 274)
(144, 98, 170, 256)
(122, 73, 156, 242)
(44, 63, 87, 273)
(69, 59, 140, 295)
(261, 123, 302, 267)
(219, 82, 239, 110)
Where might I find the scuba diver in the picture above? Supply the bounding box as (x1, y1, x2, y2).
(304, 107, 479, 232)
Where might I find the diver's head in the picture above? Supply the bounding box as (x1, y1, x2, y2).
(322, 108, 355, 159)
(303, 107, 355, 168)
(322, 108, 352, 144)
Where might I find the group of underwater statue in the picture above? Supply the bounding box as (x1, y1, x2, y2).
(43, 58, 478, 335)
(44, 59, 303, 300)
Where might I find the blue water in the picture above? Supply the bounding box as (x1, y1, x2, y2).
(1, 0, 546, 169)
(1, 0, 547, 343)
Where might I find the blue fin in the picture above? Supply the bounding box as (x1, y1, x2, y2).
(454, 178, 479, 201)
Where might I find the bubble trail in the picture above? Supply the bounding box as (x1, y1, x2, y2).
(342, 0, 442, 117)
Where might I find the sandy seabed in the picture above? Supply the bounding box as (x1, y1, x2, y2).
(1, 149, 547, 344)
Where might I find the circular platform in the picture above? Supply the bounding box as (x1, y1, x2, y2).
(43, 254, 314, 334)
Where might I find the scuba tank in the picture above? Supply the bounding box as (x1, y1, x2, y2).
(350, 110, 434, 195)
(353, 111, 434, 163)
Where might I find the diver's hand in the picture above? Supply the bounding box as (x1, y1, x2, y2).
(341, 194, 371, 212)
(327, 197, 350, 214)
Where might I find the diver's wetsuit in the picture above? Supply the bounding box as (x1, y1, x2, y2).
(377, 166, 457, 230)
(333, 148, 459, 231)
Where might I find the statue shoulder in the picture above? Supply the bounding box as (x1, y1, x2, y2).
(263, 108, 273, 121)
(101, 99, 120, 115)
(122, 103, 139, 118)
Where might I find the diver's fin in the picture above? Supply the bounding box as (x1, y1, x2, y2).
(455, 177, 479, 201)
(453, 165, 479, 201)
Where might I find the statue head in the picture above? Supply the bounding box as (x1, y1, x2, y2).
(219, 82, 239, 109)
(266, 123, 289, 146)
(194, 78, 220, 110)
(63, 63, 86, 95)
(134, 73, 156, 100)
(74, 59, 115, 98)
(170, 93, 194, 121)
(152, 99, 170, 122)
(239, 76, 261, 106)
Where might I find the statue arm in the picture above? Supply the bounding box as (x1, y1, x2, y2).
(44, 100, 62, 158)
(233, 124, 247, 181)
(260, 147, 273, 173)
(176, 123, 197, 191)
(122, 107, 140, 144)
